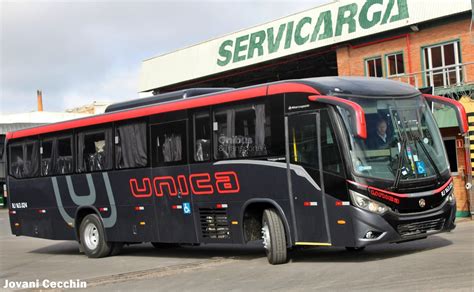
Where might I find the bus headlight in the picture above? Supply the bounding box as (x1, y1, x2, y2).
(350, 190, 389, 215)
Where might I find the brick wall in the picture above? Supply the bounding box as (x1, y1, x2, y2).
(336, 17, 474, 86)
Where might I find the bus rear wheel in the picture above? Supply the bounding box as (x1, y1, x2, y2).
(79, 214, 112, 258)
(261, 209, 288, 265)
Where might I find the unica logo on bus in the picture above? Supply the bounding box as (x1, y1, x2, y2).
(217, 0, 409, 67)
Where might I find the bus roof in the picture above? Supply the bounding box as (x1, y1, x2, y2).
(6, 77, 419, 141)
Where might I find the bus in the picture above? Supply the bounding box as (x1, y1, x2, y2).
(5, 77, 468, 264)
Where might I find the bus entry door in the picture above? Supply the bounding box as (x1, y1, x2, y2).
(287, 112, 330, 244)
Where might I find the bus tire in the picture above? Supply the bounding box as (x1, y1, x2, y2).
(262, 208, 288, 265)
(79, 214, 111, 258)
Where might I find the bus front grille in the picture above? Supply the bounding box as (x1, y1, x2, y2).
(397, 218, 445, 237)
(199, 208, 230, 239)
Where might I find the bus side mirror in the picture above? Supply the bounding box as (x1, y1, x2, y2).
(308, 95, 367, 139)
(422, 94, 468, 135)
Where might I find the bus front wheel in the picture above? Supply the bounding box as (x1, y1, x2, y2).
(262, 209, 288, 265)
(79, 214, 112, 258)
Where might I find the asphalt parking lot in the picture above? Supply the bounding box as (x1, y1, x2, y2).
(0, 209, 473, 291)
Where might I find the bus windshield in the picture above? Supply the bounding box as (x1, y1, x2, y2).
(339, 95, 449, 181)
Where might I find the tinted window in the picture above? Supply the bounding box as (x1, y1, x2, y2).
(214, 101, 269, 160)
(9, 141, 39, 178)
(115, 121, 147, 169)
(9, 144, 24, 178)
(77, 128, 113, 172)
(194, 111, 211, 162)
(288, 114, 319, 167)
(151, 120, 187, 166)
(41, 139, 54, 175)
(444, 139, 458, 173)
(320, 110, 343, 175)
(57, 137, 73, 174)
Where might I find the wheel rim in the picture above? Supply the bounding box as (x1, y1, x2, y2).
(262, 221, 271, 252)
(83, 222, 99, 250)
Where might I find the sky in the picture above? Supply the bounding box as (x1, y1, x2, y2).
(0, 0, 331, 114)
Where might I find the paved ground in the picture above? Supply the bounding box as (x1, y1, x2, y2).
(0, 209, 473, 291)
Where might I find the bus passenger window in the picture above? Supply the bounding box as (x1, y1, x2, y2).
(25, 142, 39, 177)
(77, 129, 113, 172)
(11, 142, 39, 178)
(56, 137, 73, 174)
(9, 144, 24, 178)
(194, 112, 210, 162)
(41, 140, 53, 175)
(213, 102, 267, 160)
(115, 121, 147, 169)
(151, 120, 187, 166)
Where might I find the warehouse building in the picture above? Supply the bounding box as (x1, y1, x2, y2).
(138, 0, 473, 216)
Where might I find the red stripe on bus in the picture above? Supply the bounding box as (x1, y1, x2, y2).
(308, 95, 367, 139)
(267, 83, 320, 95)
(422, 94, 468, 134)
(8, 82, 321, 140)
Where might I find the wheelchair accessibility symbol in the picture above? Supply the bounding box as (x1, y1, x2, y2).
(183, 202, 191, 215)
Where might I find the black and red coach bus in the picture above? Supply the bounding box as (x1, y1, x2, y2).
(5, 77, 468, 264)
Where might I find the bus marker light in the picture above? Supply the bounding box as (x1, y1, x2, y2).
(304, 202, 317, 207)
(135, 206, 145, 211)
(99, 207, 108, 212)
(139, 221, 146, 226)
(216, 204, 228, 209)
(14, 223, 20, 227)
(172, 205, 182, 210)
(9, 210, 16, 215)
(68, 222, 74, 227)
(335, 201, 350, 206)
(38, 209, 47, 214)
(337, 220, 346, 225)
(231, 221, 238, 225)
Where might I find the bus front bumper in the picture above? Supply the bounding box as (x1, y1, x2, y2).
(349, 198, 456, 247)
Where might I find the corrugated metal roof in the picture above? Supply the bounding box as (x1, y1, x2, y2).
(0, 123, 46, 134)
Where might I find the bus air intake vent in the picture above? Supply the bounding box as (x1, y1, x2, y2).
(397, 218, 445, 237)
(199, 208, 230, 239)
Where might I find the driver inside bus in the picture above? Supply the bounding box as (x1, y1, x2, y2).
(368, 118, 392, 149)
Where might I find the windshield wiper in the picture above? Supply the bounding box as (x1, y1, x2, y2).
(414, 136, 442, 186)
(390, 137, 407, 192)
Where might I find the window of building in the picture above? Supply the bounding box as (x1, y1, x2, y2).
(9, 141, 39, 178)
(77, 128, 113, 172)
(386, 52, 405, 77)
(115, 121, 147, 169)
(213, 101, 268, 160)
(365, 57, 383, 77)
(443, 138, 458, 173)
(151, 120, 187, 166)
(194, 111, 211, 162)
(423, 41, 462, 87)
